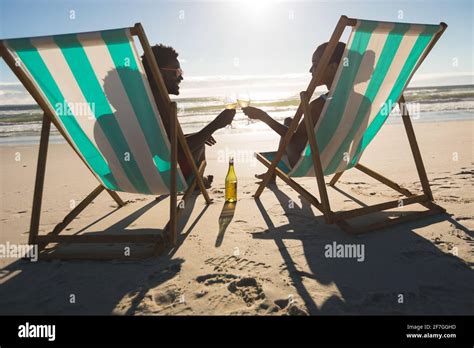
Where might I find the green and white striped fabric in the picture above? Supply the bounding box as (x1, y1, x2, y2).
(289, 19, 443, 177)
(4, 28, 187, 194)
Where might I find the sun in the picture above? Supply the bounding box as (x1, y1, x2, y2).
(240, 0, 274, 16)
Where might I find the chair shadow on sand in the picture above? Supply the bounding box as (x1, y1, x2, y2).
(253, 183, 474, 315)
(0, 189, 209, 315)
(252, 46, 473, 315)
(0, 66, 210, 315)
(0, 188, 207, 315)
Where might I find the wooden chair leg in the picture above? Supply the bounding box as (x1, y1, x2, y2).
(355, 163, 415, 197)
(399, 95, 433, 201)
(164, 160, 207, 245)
(301, 91, 332, 223)
(169, 103, 178, 245)
(106, 189, 127, 207)
(254, 115, 301, 199)
(29, 115, 51, 245)
(336, 206, 444, 235)
(176, 121, 212, 205)
(36, 184, 113, 253)
(255, 152, 325, 214)
(51, 185, 105, 235)
(29, 116, 126, 250)
(329, 171, 344, 187)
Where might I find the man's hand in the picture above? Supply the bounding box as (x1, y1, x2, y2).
(242, 106, 267, 120)
(205, 135, 216, 146)
(213, 109, 236, 129)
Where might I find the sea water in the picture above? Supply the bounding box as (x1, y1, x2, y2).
(1, 81, 472, 145)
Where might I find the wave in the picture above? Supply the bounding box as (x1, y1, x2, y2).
(1, 84, 472, 137)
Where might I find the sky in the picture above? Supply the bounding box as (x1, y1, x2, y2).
(0, 0, 473, 102)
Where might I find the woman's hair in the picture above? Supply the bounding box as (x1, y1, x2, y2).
(316, 41, 346, 65)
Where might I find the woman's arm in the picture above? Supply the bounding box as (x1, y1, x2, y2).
(242, 107, 289, 137)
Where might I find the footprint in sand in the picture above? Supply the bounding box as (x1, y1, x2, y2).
(145, 284, 193, 314)
(152, 285, 182, 306)
(433, 177, 450, 181)
(227, 277, 265, 306)
(454, 170, 474, 176)
(205, 255, 271, 272)
(196, 273, 266, 306)
(448, 225, 472, 241)
(196, 273, 238, 285)
(433, 238, 455, 251)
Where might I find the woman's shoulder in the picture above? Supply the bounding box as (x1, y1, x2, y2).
(309, 93, 328, 108)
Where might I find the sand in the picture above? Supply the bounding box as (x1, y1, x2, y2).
(0, 119, 473, 315)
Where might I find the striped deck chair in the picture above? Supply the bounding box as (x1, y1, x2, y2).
(0, 23, 212, 255)
(255, 16, 447, 234)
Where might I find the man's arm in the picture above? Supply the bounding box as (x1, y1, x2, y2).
(184, 109, 236, 153)
(185, 122, 219, 153)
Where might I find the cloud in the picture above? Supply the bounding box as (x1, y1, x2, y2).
(410, 71, 473, 87)
(0, 82, 35, 105)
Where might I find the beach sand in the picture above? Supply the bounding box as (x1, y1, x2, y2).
(0, 119, 473, 315)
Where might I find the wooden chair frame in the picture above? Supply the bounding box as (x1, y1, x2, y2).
(254, 15, 447, 234)
(0, 23, 212, 256)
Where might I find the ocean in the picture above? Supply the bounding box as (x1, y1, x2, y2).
(0, 75, 472, 145)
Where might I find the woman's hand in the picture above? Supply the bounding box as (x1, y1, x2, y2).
(242, 106, 267, 121)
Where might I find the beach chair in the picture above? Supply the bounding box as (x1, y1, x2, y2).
(0, 23, 212, 255)
(255, 16, 447, 234)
